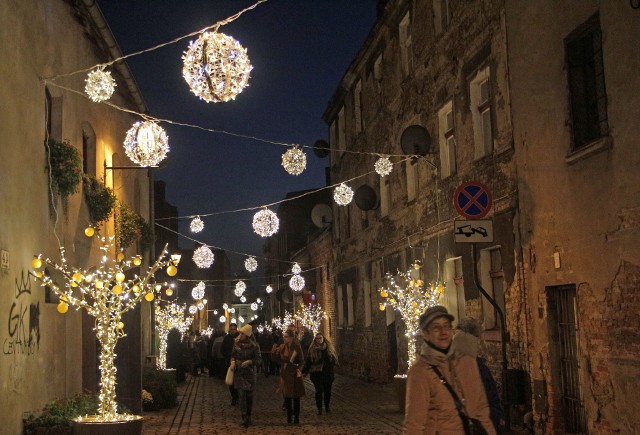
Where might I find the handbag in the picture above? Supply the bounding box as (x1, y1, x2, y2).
(431, 365, 489, 435)
(225, 366, 234, 386)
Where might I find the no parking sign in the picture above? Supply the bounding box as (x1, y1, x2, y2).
(453, 181, 492, 219)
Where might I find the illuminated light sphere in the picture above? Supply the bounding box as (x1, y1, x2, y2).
(251, 302, 258, 311)
(190, 216, 204, 233)
(265, 285, 273, 294)
(72, 272, 83, 282)
(112, 285, 123, 295)
(252, 208, 279, 237)
(133, 256, 142, 266)
(238, 315, 245, 323)
(193, 246, 215, 268)
(374, 155, 393, 176)
(167, 265, 178, 276)
(333, 183, 354, 206)
(239, 296, 247, 303)
(189, 305, 198, 315)
(219, 316, 226, 323)
(115, 272, 125, 282)
(379, 303, 386, 311)
(144, 292, 155, 302)
(281, 146, 307, 176)
(213, 310, 218, 315)
(182, 31, 252, 103)
(117, 322, 124, 330)
(57, 302, 69, 314)
(380, 290, 389, 298)
(244, 256, 258, 272)
(229, 308, 235, 313)
(230, 317, 237, 324)
(197, 302, 205, 310)
(84, 67, 116, 102)
(222, 303, 229, 310)
(117, 252, 125, 261)
(84, 227, 95, 237)
(31, 258, 43, 269)
(289, 274, 305, 292)
(291, 263, 301, 275)
(413, 260, 423, 270)
(192, 281, 206, 300)
(165, 288, 174, 297)
(236, 281, 247, 292)
(131, 284, 139, 293)
(123, 121, 169, 167)
(95, 280, 104, 289)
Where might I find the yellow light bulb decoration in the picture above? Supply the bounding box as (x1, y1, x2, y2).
(166, 265, 177, 276)
(145, 292, 155, 302)
(57, 302, 69, 314)
(32, 258, 43, 269)
(72, 272, 83, 282)
(71, 281, 78, 288)
(165, 288, 173, 296)
(115, 272, 125, 283)
(379, 303, 386, 311)
(413, 261, 423, 270)
(133, 256, 142, 266)
(35, 271, 43, 278)
(380, 290, 389, 298)
(437, 283, 445, 294)
(132, 285, 140, 293)
(84, 227, 95, 237)
(95, 280, 104, 289)
(416, 280, 424, 287)
(117, 322, 124, 330)
(117, 252, 125, 261)
(112, 285, 123, 295)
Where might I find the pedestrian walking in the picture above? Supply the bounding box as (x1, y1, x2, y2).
(454, 318, 503, 433)
(302, 332, 338, 415)
(257, 328, 275, 376)
(230, 324, 261, 427)
(403, 306, 495, 434)
(221, 323, 239, 406)
(272, 329, 305, 424)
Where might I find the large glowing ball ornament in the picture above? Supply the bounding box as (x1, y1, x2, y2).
(193, 246, 215, 268)
(84, 227, 95, 237)
(252, 208, 279, 237)
(167, 264, 178, 276)
(334, 183, 354, 206)
(192, 281, 206, 300)
(57, 302, 69, 314)
(123, 121, 169, 167)
(84, 67, 116, 102)
(289, 274, 305, 292)
(291, 263, 301, 275)
(182, 31, 252, 103)
(190, 216, 204, 233)
(281, 146, 307, 175)
(374, 156, 393, 176)
(244, 257, 258, 272)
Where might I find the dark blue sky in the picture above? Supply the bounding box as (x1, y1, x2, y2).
(97, 0, 376, 273)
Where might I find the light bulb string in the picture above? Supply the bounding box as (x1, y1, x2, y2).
(43, 0, 268, 82)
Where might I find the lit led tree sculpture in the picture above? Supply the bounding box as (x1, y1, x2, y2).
(155, 303, 187, 370)
(378, 262, 443, 369)
(31, 233, 180, 422)
(296, 303, 325, 335)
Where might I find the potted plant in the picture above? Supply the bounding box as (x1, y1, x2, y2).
(83, 175, 117, 225)
(46, 139, 83, 200)
(23, 393, 99, 434)
(115, 202, 154, 250)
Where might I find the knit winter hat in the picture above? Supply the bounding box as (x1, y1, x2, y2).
(238, 324, 253, 337)
(419, 305, 454, 331)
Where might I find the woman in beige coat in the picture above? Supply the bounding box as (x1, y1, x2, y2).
(272, 329, 305, 424)
(403, 306, 495, 434)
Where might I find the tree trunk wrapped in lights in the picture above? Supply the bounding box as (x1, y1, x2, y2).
(155, 303, 190, 371)
(31, 233, 180, 422)
(379, 262, 444, 371)
(295, 303, 325, 335)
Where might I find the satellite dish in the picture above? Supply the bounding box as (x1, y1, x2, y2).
(400, 125, 431, 156)
(311, 203, 333, 228)
(313, 139, 330, 158)
(355, 184, 378, 211)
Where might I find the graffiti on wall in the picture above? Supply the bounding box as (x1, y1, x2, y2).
(3, 271, 40, 356)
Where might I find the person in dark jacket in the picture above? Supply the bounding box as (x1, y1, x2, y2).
(303, 333, 338, 415)
(231, 324, 261, 427)
(221, 323, 239, 405)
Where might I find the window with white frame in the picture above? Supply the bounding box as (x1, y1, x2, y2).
(479, 246, 505, 330)
(354, 80, 364, 134)
(337, 285, 344, 327)
(438, 100, 456, 178)
(363, 280, 372, 327)
(380, 176, 390, 217)
(346, 284, 354, 327)
(444, 257, 465, 321)
(399, 12, 412, 77)
(406, 158, 418, 202)
(433, 0, 452, 36)
(469, 66, 493, 159)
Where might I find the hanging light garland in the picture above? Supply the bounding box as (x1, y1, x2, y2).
(190, 216, 204, 233)
(281, 145, 307, 175)
(182, 31, 252, 103)
(244, 256, 258, 272)
(333, 183, 354, 206)
(85, 67, 116, 102)
(123, 121, 169, 167)
(374, 155, 393, 176)
(191, 281, 206, 300)
(252, 208, 279, 237)
(193, 246, 214, 268)
(289, 274, 305, 292)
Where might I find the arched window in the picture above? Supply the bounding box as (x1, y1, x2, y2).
(81, 122, 97, 176)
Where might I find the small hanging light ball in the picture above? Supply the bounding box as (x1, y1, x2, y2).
(374, 155, 393, 177)
(182, 31, 252, 103)
(84, 227, 95, 237)
(197, 302, 205, 310)
(85, 67, 116, 102)
(234, 281, 246, 297)
(291, 263, 301, 275)
(190, 216, 204, 233)
(192, 281, 206, 300)
(333, 183, 354, 206)
(193, 246, 215, 268)
(244, 256, 258, 272)
(239, 296, 247, 303)
(252, 208, 279, 237)
(289, 274, 305, 292)
(189, 305, 198, 315)
(281, 146, 307, 175)
(124, 121, 169, 167)
(251, 302, 258, 311)
(265, 285, 273, 294)
(219, 316, 226, 323)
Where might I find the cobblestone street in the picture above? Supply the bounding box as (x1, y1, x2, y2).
(142, 372, 404, 434)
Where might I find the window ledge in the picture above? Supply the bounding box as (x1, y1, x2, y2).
(565, 136, 612, 165)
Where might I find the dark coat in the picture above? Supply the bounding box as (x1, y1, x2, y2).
(273, 341, 305, 398)
(478, 357, 503, 433)
(221, 332, 237, 362)
(231, 336, 261, 391)
(303, 344, 336, 383)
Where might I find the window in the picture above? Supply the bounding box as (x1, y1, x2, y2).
(399, 12, 412, 77)
(363, 280, 372, 327)
(444, 257, 465, 321)
(470, 66, 493, 159)
(433, 0, 451, 35)
(373, 54, 383, 82)
(406, 159, 418, 202)
(480, 246, 505, 329)
(81, 122, 97, 176)
(380, 176, 390, 217)
(438, 100, 456, 177)
(337, 285, 344, 327)
(338, 107, 346, 155)
(45, 87, 62, 141)
(565, 14, 608, 150)
(354, 80, 364, 134)
(346, 284, 354, 327)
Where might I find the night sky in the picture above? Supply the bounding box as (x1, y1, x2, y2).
(96, 1, 376, 273)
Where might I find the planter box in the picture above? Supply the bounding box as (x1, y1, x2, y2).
(394, 375, 407, 413)
(72, 416, 143, 435)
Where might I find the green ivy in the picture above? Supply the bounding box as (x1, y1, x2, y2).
(22, 393, 98, 433)
(46, 138, 83, 200)
(116, 202, 154, 250)
(83, 175, 117, 224)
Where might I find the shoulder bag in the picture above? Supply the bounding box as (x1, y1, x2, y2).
(431, 365, 489, 435)
(225, 365, 234, 386)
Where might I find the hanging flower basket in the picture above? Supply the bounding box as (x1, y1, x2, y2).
(83, 175, 117, 224)
(115, 203, 155, 250)
(46, 139, 82, 200)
